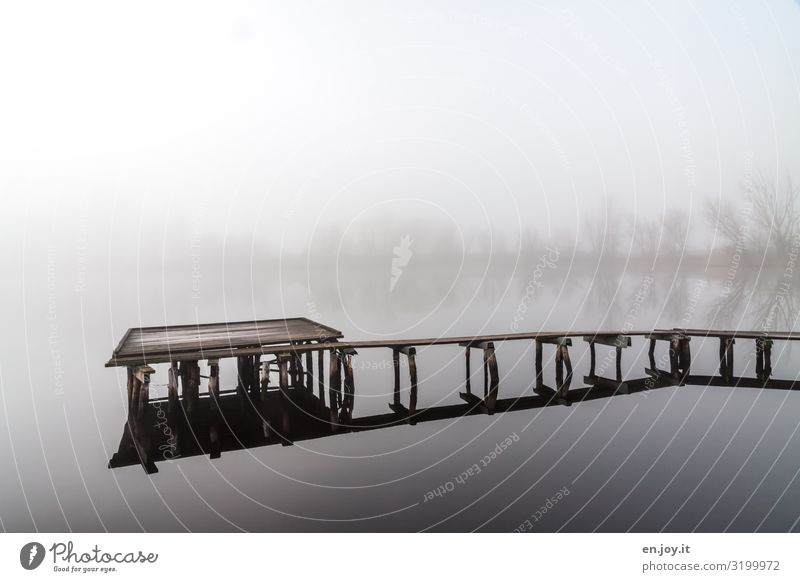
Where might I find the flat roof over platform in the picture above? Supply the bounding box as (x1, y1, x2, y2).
(106, 317, 343, 367)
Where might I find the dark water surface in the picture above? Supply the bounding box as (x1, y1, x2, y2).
(1, 245, 799, 533)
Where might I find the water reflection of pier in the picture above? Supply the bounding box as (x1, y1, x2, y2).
(106, 319, 800, 474)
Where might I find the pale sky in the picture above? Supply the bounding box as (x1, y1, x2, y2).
(1, 1, 799, 253)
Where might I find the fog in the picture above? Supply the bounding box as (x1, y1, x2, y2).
(1, 1, 800, 532)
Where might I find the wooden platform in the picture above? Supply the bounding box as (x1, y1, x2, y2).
(106, 318, 343, 367)
(105, 320, 800, 474)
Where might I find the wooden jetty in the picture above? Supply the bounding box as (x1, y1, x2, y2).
(105, 319, 800, 474)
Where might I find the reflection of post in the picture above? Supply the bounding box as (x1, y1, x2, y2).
(207, 359, 221, 459)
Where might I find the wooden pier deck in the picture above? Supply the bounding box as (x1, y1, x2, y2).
(106, 319, 800, 474)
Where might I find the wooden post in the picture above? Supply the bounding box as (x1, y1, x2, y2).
(465, 347, 471, 394)
(306, 350, 313, 395)
(260, 360, 271, 438)
(555, 344, 564, 391)
(726, 339, 735, 380)
(182, 360, 200, 418)
(719, 338, 734, 381)
(407, 347, 418, 425)
(485, 343, 499, 413)
(342, 352, 355, 426)
(556, 344, 572, 401)
(483, 348, 488, 399)
(278, 355, 292, 445)
(207, 359, 221, 459)
(251, 355, 261, 400)
(393, 348, 401, 406)
(317, 349, 325, 405)
(615, 346, 622, 383)
(535, 339, 543, 391)
(649, 338, 656, 370)
(756, 338, 773, 381)
(679, 338, 691, 379)
(669, 339, 680, 380)
(236, 356, 248, 414)
(295, 351, 305, 391)
(329, 349, 341, 431)
(764, 340, 773, 379)
(167, 362, 181, 456)
(589, 342, 596, 378)
(128, 365, 157, 474)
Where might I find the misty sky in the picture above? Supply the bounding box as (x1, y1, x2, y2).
(1, 1, 799, 254)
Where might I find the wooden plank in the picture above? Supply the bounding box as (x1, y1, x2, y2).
(669, 329, 800, 341)
(108, 325, 800, 368)
(107, 329, 662, 367)
(107, 317, 344, 366)
(583, 334, 632, 348)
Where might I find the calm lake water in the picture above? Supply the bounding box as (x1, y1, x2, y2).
(2, 237, 799, 532)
